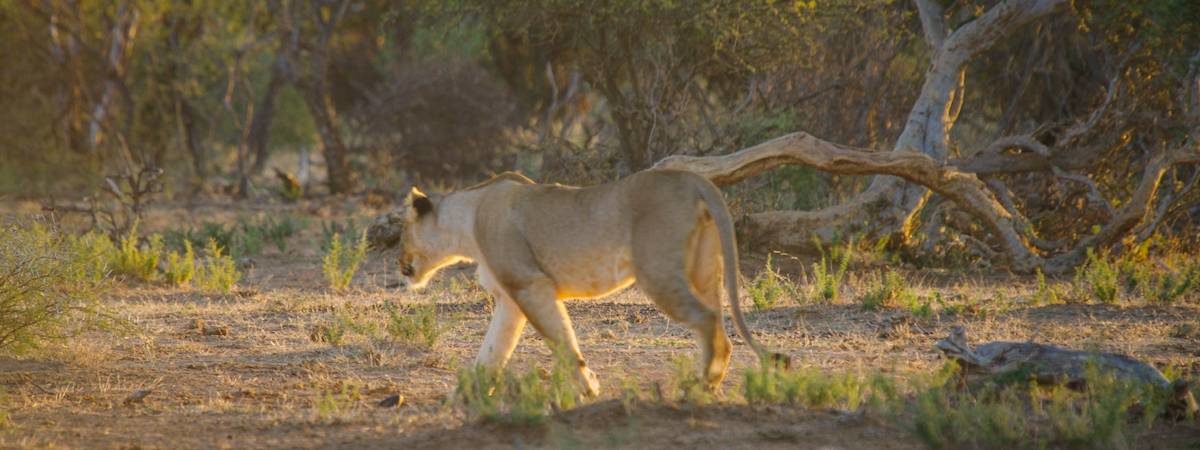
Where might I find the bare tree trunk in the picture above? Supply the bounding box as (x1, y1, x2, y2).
(248, 60, 285, 175)
(276, 0, 355, 195)
(300, 84, 354, 195)
(176, 97, 205, 180)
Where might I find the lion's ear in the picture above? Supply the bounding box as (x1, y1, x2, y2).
(407, 186, 433, 218)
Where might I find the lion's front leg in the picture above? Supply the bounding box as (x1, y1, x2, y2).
(475, 291, 527, 370)
(509, 278, 601, 398)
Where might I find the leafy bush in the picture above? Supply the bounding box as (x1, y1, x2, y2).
(385, 301, 441, 348)
(234, 220, 265, 257)
(254, 215, 304, 253)
(110, 223, 162, 282)
(748, 254, 793, 310)
(68, 231, 116, 282)
(811, 238, 852, 302)
(1032, 268, 1062, 305)
(312, 383, 360, 422)
(668, 354, 713, 404)
(0, 224, 105, 354)
(196, 238, 240, 293)
(166, 217, 293, 258)
(1076, 248, 1120, 303)
(320, 219, 360, 253)
(861, 270, 913, 311)
(163, 240, 196, 287)
(323, 231, 368, 292)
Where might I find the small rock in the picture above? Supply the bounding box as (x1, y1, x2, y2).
(124, 389, 152, 406)
(377, 394, 403, 408)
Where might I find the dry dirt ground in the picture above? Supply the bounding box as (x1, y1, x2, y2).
(2, 200, 1200, 449)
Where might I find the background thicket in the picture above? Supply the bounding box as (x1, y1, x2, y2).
(0, 0, 1197, 271)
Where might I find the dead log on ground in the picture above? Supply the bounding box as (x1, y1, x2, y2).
(936, 326, 1199, 420)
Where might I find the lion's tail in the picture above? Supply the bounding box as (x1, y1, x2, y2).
(694, 177, 791, 369)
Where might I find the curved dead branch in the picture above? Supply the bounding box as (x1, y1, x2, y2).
(658, 132, 1039, 272)
(656, 129, 1198, 273)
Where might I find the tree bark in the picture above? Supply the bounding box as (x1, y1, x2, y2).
(248, 59, 285, 175)
(300, 84, 354, 195)
(277, 0, 355, 195)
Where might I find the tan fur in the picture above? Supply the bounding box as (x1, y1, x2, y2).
(395, 170, 781, 396)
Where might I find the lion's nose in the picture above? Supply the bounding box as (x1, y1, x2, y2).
(401, 264, 414, 277)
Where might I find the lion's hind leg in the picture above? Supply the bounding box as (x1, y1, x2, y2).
(635, 218, 733, 392)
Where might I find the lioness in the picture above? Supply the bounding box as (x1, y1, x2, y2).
(391, 169, 785, 396)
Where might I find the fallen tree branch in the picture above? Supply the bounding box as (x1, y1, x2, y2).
(656, 131, 1198, 273)
(937, 326, 1199, 420)
(655, 131, 1044, 271)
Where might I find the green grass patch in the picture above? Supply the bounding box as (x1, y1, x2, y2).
(860, 270, 932, 317)
(385, 301, 442, 348)
(743, 363, 896, 410)
(454, 349, 584, 425)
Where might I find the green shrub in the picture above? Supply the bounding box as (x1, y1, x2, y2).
(110, 223, 162, 282)
(234, 219, 265, 257)
(166, 219, 274, 258)
(259, 215, 304, 253)
(196, 238, 240, 293)
(668, 354, 712, 404)
(911, 384, 1031, 448)
(385, 301, 441, 348)
(860, 270, 917, 311)
(163, 240, 196, 287)
(748, 254, 792, 311)
(0, 224, 105, 354)
(313, 383, 360, 422)
(1076, 248, 1119, 304)
(1138, 258, 1200, 304)
(68, 231, 116, 282)
(1032, 268, 1061, 305)
(811, 238, 852, 302)
(309, 316, 349, 346)
(323, 231, 368, 292)
(320, 219, 361, 253)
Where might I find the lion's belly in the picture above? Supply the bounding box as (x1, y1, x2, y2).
(546, 248, 636, 300)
